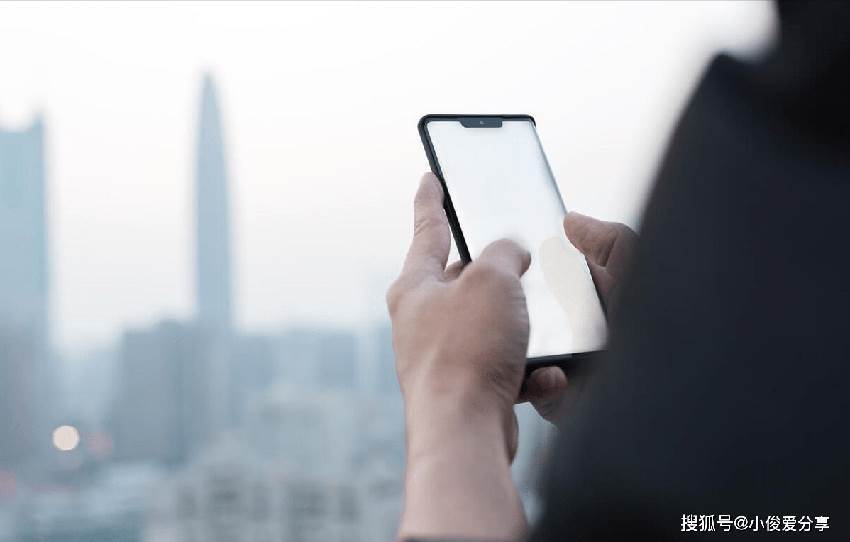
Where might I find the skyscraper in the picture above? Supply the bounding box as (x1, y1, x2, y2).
(0, 116, 50, 463)
(0, 116, 48, 341)
(195, 74, 233, 333)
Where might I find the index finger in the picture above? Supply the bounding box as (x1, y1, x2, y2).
(401, 172, 451, 281)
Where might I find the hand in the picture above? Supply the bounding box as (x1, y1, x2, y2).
(387, 172, 530, 541)
(521, 212, 638, 424)
(387, 173, 532, 455)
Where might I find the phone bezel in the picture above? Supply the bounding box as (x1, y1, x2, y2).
(418, 114, 606, 373)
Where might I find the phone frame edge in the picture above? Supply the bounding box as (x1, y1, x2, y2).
(417, 113, 605, 373)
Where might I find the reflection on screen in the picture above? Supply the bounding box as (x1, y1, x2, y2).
(427, 119, 606, 357)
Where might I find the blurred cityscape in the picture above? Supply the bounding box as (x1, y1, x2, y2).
(0, 74, 548, 541)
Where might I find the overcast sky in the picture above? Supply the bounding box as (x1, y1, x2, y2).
(0, 1, 774, 354)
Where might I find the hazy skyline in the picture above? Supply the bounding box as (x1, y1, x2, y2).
(0, 2, 774, 353)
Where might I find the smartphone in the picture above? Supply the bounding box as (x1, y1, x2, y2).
(418, 114, 606, 371)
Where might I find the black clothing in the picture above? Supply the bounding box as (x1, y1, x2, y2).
(533, 2, 850, 540)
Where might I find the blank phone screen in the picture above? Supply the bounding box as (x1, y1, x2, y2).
(425, 118, 606, 358)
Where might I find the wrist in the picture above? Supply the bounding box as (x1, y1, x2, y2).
(406, 389, 514, 466)
(400, 389, 525, 541)
(401, 435, 523, 541)
(397, 356, 526, 541)
(403, 364, 516, 462)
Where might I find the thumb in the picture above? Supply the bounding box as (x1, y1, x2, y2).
(563, 212, 619, 266)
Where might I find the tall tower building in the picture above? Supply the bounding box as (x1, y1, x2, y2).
(195, 74, 233, 333)
(0, 116, 48, 341)
(0, 116, 50, 463)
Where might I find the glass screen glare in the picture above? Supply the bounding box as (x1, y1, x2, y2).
(426, 118, 606, 357)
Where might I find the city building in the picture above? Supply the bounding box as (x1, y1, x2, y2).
(0, 116, 48, 343)
(228, 333, 278, 426)
(145, 436, 368, 542)
(0, 116, 52, 465)
(12, 463, 165, 542)
(195, 74, 234, 335)
(276, 328, 359, 391)
(0, 328, 42, 465)
(110, 321, 223, 465)
(144, 388, 404, 542)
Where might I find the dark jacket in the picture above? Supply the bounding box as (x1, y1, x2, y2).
(532, 2, 850, 540)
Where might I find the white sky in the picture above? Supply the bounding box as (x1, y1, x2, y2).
(0, 1, 775, 354)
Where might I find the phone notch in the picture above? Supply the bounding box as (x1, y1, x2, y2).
(459, 117, 503, 128)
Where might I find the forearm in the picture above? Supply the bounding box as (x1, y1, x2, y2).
(399, 384, 526, 541)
